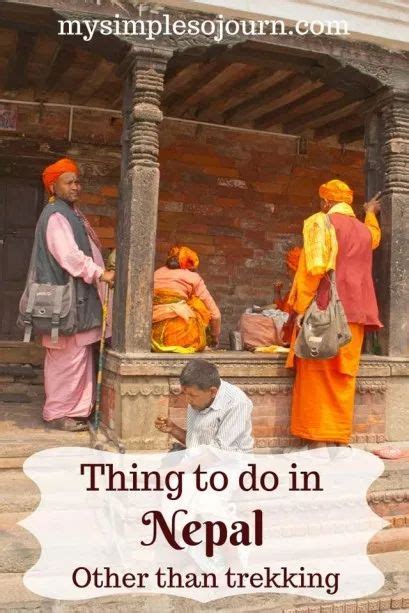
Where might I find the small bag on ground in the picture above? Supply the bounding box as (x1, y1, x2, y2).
(239, 313, 281, 350)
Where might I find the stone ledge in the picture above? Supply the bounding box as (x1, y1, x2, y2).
(105, 350, 409, 378)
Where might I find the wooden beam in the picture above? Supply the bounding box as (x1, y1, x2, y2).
(6, 31, 36, 90)
(164, 62, 203, 99)
(228, 46, 317, 73)
(224, 73, 317, 124)
(284, 95, 367, 134)
(255, 84, 333, 129)
(72, 59, 115, 104)
(164, 56, 232, 115)
(38, 44, 74, 96)
(195, 68, 278, 121)
(339, 126, 364, 144)
(185, 64, 258, 120)
(314, 115, 364, 141)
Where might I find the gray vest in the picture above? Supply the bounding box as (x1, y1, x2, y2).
(35, 199, 102, 332)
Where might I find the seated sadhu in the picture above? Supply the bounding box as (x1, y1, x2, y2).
(152, 246, 221, 353)
(273, 247, 302, 345)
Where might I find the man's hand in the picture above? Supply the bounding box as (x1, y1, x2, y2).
(100, 270, 115, 288)
(209, 333, 220, 349)
(295, 313, 304, 330)
(155, 416, 175, 434)
(364, 191, 382, 215)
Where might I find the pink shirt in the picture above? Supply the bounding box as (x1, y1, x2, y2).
(154, 266, 221, 321)
(41, 212, 111, 349)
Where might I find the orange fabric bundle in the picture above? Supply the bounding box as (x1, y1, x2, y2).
(151, 289, 211, 353)
(318, 179, 353, 205)
(168, 245, 199, 271)
(42, 158, 79, 194)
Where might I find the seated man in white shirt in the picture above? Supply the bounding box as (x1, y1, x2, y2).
(155, 359, 253, 452)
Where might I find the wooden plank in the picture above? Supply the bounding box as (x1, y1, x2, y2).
(225, 74, 321, 124)
(284, 96, 368, 134)
(228, 46, 317, 72)
(72, 59, 115, 104)
(5, 31, 36, 90)
(183, 63, 257, 120)
(164, 62, 203, 99)
(164, 57, 232, 114)
(314, 115, 364, 141)
(0, 342, 44, 366)
(38, 43, 74, 95)
(195, 68, 289, 121)
(255, 85, 337, 129)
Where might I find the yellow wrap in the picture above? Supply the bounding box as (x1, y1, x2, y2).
(302, 202, 355, 275)
(151, 289, 211, 354)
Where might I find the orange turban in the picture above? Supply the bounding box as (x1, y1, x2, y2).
(319, 179, 353, 205)
(286, 246, 302, 272)
(42, 158, 79, 194)
(168, 245, 199, 271)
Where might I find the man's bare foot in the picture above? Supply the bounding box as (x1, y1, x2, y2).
(46, 417, 88, 432)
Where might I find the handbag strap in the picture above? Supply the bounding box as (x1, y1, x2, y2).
(50, 285, 64, 344)
(23, 283, 40, 343)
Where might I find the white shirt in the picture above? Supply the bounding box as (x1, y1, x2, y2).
(186, 380, 253, 452)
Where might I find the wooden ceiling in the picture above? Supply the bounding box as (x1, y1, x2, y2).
(0, 3, 383, 145)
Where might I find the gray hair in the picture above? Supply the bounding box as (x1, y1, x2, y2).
(180, 359, 221, 390)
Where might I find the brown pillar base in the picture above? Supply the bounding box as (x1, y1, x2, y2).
(102, 351, 171, 450)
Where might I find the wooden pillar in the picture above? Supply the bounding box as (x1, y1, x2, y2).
(112, 46, 173, 354)
(366, 92, 409, 357)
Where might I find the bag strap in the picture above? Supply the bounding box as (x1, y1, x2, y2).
(50, 285, 64, 344)
(23, 283, 40, 343)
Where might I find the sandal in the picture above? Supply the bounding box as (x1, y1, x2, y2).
(46, 417, 89, 432)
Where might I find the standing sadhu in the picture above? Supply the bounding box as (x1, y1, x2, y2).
(286, 180, 382, 446)
(35, 158, 114, 431)
(152, 245, 221, 353)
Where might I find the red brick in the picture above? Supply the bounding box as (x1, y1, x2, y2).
(99, 216, 116, 227)
(202, 167, 239, 178)
(100, 185, 119, 198)
(96, 227, 115, 239)
(85, 215, 100, 226)
(81, 192, 104, 205)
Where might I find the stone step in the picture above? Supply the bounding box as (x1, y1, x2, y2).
(0, 551, 407, 612)
(0, 470, 39, 514)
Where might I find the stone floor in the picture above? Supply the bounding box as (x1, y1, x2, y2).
(0, 393, 408, 611)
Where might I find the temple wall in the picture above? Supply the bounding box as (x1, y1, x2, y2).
(0, 107, 366, 346)
(156, 120, 365, 344)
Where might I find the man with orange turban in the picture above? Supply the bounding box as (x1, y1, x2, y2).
(26, 158, 114, 431)
(152, 245, 221, 353)
(286, 180, 382, 447)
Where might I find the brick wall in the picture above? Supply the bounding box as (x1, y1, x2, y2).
(1, 105, 365, 345)
(157, 120, 365, 345)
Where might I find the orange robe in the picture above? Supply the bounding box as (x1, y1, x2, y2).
(287, 212, 381, 444)
(152, 267, 221, 354)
